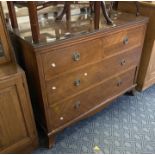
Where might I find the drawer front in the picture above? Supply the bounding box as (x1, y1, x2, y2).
(49, 68, 136, 129)
(46, 48, 141, 105)
(42, 38, 102, 80)
(102, 25, 145, 57)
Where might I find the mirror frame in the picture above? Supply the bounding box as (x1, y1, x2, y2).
(0, 2, 12, 64)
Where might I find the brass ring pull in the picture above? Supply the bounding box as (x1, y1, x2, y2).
(120, 59, 126, 66)
(74, 101, 81, 109)
(74, 79, 81, 86)
(72, 52, 80, 61)
(123, 36, 129, 45)
(117, 79, 123, 87)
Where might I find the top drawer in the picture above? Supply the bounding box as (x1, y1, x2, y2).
(102, 25, 145, 57)
(41, 38, 102, 80)
(40, 25, 145, 81)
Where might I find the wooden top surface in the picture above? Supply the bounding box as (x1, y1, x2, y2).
(10, 11, 148, 48)
(139, 1, 155, 8)
(0, 63, 20, 80)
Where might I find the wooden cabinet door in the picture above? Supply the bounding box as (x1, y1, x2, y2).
(0, 71, 37, 153)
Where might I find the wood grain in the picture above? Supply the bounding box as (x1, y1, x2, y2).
(10, 13, 148, 148)
(0, 4, 38, 152)
(118, 1, 155, 91)
(0, 66, 38, 153)
(46, 48, 141, 105)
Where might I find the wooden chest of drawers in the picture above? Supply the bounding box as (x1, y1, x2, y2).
(10, 13, 148, 148)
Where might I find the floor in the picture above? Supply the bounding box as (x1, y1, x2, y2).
(33, 85, 155, 154)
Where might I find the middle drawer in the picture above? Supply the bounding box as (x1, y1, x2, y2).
(46, 48, 141, 105)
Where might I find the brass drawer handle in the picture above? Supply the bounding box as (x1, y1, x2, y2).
(72, 52, 80, 61)
(120, 59, 126, 66)
(117, 79, 123, 87)
(74, 101, 81, 109)
(123, 36, 129, 45)
(74, 79, 81, 86)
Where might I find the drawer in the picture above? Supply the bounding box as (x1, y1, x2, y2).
(46, 48, 141, 105)
(102, 25, 145, 57)
(49, 68, 136, 129)
(42, 38, 102, 80)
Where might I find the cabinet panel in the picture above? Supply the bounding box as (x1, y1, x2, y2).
(0, 86, 28, 150)
(0, 69, 38, 153)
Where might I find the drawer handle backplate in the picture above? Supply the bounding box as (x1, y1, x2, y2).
(72, 52, 80, 61)
(117, 79, 123, 87)
(51, 63, 56, 68)
(123, 36, 129, 45)
(74, 79, 81, 86)
(74, 101, 81, 109)
(120, 59, 126, 66)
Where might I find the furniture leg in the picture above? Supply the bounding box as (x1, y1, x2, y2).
(125, 88, 137, 96)
(48, 134, 56, 148)
(101, 1, 113, 25)
(89, 2, 94, 14)
(131, 88, 137, 96)
(94, 2, 100, 29)
(27, 2, 40, 43)
(7, 2, 18, 29)
(112, 1, 119, 11)
(56, 2, 71, 21)
(135, 2, 140, 16)
(66, 2, 71, 21)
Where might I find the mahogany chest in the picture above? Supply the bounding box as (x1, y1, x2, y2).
(10, 12, 148, 148)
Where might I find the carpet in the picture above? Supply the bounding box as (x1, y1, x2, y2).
(33, 85, 155, 154)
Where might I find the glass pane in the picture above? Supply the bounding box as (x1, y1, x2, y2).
(0, 40, 4, 57)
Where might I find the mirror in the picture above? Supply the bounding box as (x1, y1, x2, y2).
(0, 40, 4, 57)
(0, 2, 11, 64)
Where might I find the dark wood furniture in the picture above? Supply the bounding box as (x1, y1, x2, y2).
(10, 12, 148, 148)
(0, 5, 12, 64)
(0, 3, 38, 153)
(118, 2, 155, 91)
(7, 1, 113, 43)
(0, 65, 38, 153)
(55, 2, 113, 27)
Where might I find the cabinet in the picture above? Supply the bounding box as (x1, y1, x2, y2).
(118, 2, 155, 91)
(0, 65, 38, 153)
(10, 12, 148, 148)
(0, 3, 38, 153)
(0, 4, 12, 64)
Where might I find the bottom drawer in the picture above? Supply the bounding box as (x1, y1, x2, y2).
(49, 68, 136, 130)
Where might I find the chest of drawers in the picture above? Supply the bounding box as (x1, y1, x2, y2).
(10, 13, 148, 148)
